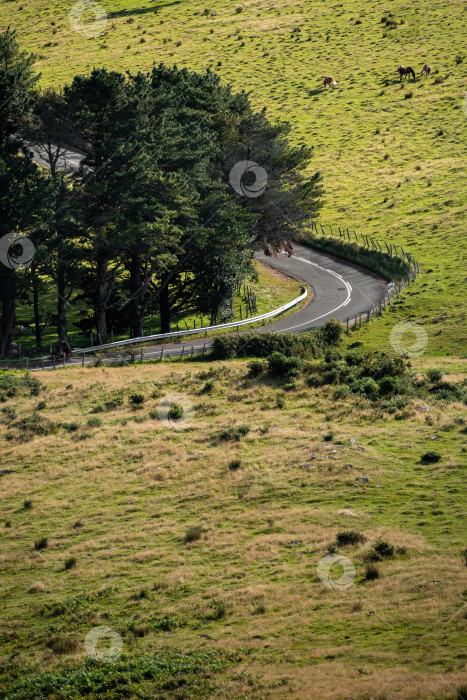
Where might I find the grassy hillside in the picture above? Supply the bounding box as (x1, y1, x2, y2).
(2, 0, 466, 355)
(0, 357, 466, 698)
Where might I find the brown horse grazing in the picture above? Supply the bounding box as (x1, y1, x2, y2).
(421, 64, 432, 78)
(323, 76, 337, 88)
(397, 65, 415, 81)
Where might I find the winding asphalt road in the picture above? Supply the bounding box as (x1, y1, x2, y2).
(22, 144, 388, 368)
(16, 243, 387, 370)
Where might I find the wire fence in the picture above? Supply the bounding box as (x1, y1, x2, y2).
(310, 221, 420, 333)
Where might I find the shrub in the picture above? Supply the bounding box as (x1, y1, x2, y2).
(319, 318, 344, 346)
(421, 450, 441, 464)
(323, 431, 335, 442)
(228, 459, 242, 471)
(247, 359, 265, 377)
(336, 531, 366, 546)
(87, 416, 102, 428)
(202, 379, 215, 393)
(275, 395, 285, 409)
(365, 563, 380, 581)
(62, 421, 79, 432)
(427, 368, 443, 383)
(306, 373, 323, 387)
(212, 332, 318, 360)
(333, 385, 351, 400)
(184, 526, 203, 543)
(267, 352, 302, 378)
(34, 537, 48, 551)
(169, 403, 184, 420)
(373, 541, 394, 558)
(64, 556, 77, 570)
(129, 392, 145, 405)
(46, 634, 79, 654)
(14, 412, 55, 439)
(208, 599, 227, 620)
(23, 499, 33, 509)
(104, 396, 123, 410)
(218, 425, 250, 441)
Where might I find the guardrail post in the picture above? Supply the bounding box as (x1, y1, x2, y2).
(160, 346, 164, 361)
(202, 342, 206, 355)
(53, 354, 56, 370)
(42, 357, 45, 370)
(190, 345, 194, 358)
(82, 353, 85, 367)
(181, 345, 184, 358)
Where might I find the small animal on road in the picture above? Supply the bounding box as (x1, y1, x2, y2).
(397, 65, 415, 81)
(421, 63, 431, 78)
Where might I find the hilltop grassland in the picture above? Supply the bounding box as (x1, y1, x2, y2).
(0, 357, 466, 698)
(1, 0, 466, 354)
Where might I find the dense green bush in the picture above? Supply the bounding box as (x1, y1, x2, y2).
(267, 352, 302, 377)
(295, 232, 411, 281)
(212, 331, 319, 360)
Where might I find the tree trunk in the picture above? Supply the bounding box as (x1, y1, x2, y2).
(32, 271, 42, 350)
(96, 255, 108, 345)
(0, 272, 16, 357)
(57, 266, 68, 342)
(129, 252, 143, 338)
(159, 284, 171, 334)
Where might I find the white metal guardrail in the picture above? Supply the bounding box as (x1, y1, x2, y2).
(72, 286, 308, 355)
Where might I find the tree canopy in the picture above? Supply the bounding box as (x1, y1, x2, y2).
(0, 30, 323, 354)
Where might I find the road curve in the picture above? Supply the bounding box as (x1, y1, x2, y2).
(254, 242, 387, 334)
(20, 242, 387, 370)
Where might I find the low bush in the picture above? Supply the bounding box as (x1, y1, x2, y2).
(364, 563, 380, 581)
(129, 392, 145, 405)
(184, 526, 203, 543)
(212, 331, 319, 360)
(218, 425, 250, 441)
(427, 368, 443, 383)
(421, 450, 441, 464)
(336, 531, 366, 546)
(64, 556, 77, 570)
(46, 634, 79, 655)
(34, 537, 48, 551)
(228, 459, 242, 471)
(247, 359, 266, 376)
(267, 352, 302, 378)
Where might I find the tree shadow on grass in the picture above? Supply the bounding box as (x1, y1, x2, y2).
(107, 1, 182, 20)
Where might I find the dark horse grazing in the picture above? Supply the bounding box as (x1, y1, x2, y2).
(397, 65, 415, 81)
